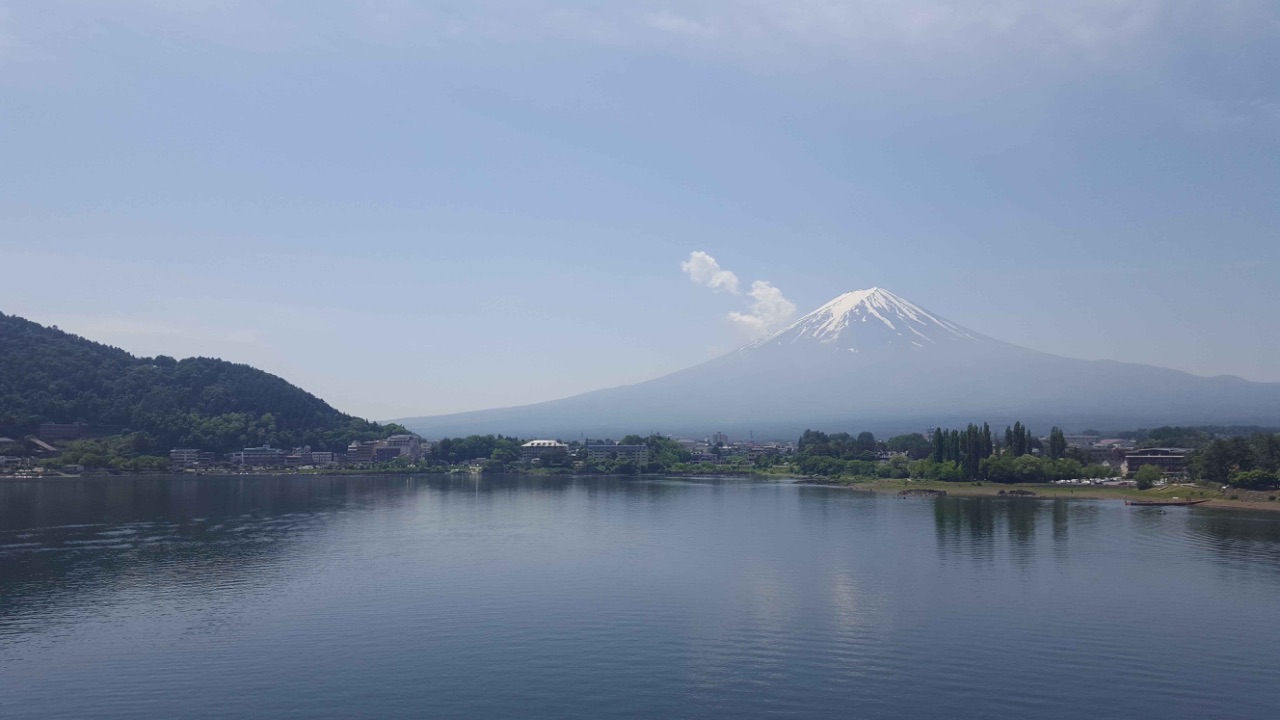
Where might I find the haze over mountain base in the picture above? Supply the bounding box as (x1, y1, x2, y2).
(397, 289, 1280, 439)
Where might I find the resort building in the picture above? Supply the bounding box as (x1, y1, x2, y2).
(346, 441, 379, 464)
(1085, 444, 1124, 468)
(236, 444, 286, 468)
(37, 423, 92, 442)
(1121, 448, 1191, 476)
(585, 443, 650, 465)
(520, 440, 569, 462)
(384, 434, 424, 460)
(37, 422, 126, 442)
(168, 448, 204, 467)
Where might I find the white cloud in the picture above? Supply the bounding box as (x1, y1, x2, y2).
(645, 11, 718, 38)
(681, 250, 740, 294)
(728, 280, 797, 339)
(9, 2, 1274, 88)
(681, 251, 796, 338)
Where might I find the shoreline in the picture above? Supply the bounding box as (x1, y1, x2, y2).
(793, 478, 1280, 512)
(7, 471, 1279, 513)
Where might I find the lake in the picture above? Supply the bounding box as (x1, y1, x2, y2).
(2, 474, 1278, 719)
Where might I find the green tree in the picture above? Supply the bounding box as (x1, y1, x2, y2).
(1230, 469, 1279, 490)
(1192, 437, 1255, 485)
(886, 433, 932, 459)
(1048, 427, 1066, 460)
(1135, 464, 1162, 490)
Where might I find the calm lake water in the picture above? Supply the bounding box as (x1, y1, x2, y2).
(2, 474, 1279, 719)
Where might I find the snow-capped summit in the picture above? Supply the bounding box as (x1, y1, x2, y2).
(744, 287, 986, 354)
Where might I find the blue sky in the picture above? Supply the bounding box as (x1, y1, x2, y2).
(2, 1, 1277, 420)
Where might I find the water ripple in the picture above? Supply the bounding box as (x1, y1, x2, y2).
(0, 476, 1278, 720)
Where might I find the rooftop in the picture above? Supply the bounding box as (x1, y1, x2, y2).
(522, 440, 568, 448)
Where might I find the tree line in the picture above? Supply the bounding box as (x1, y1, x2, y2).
(1189, 434, 1280, 490)
(796, 423, 1111, 483)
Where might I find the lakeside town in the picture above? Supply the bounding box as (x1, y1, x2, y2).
(1, 420, 1198, 481)
(1, 422, 794, 475)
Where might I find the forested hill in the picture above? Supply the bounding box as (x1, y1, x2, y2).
(0, 312, 401, 453)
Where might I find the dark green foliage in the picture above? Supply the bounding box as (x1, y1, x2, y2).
(1005, 422, 1033, 457)
(794, 429, 883, 476)
(912, 454, 1104, 484)
(1142, 426, 1213, 449)
(908, 421, 1109, 484)
(983, 454, 1046, 484)
(1228, 469, 1279, 491)
(47, 434, 172, 471)
(886, 433, 932, 460)
(1249, 432, 1280, 473)
(794, 454, 876, 477)
(0, 312, 400, 453)
(930, 423, 994, 481)
(1189, 432, 1280, 487)
(1116, 425, 1276, 449)
(1192, 437, 1254, 484)
(1134, 464, 1162, 490)
(1083, 463, 1117, 478)
(798, 430, 880, 460)
(426, 435, 525, 465)
(1048, 427, 1067, 460)
(908, 459, 963, 482)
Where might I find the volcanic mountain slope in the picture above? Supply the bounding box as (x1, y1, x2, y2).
(398, 288, 1280, 438)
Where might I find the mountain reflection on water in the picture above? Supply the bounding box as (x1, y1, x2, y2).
(2, 475, 1279, 720)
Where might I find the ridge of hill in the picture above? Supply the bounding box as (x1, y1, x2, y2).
(0, 312, 400, 454)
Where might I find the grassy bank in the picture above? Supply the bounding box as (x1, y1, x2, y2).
(795, 477, 1280, 511)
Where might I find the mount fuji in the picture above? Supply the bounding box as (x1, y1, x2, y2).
(739, 287, 990, 357)
(398, 288, 1280, 438)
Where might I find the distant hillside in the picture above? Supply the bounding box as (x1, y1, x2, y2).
(0, 312, 399, 453)
(396, 287, 1280, 439)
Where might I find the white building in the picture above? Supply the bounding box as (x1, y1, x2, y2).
(586, 444, 650, 465)
(520, 440, 569, 462)
(237, 444, 286, 468)
(169, 448, 201, 467)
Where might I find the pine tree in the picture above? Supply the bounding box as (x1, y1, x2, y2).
(1049, 427, 1066, 460)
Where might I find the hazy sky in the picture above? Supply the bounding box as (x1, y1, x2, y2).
(2, 1, 1278, 421)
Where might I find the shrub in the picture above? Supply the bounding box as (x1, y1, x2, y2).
(1230, 469, 1280, 491)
